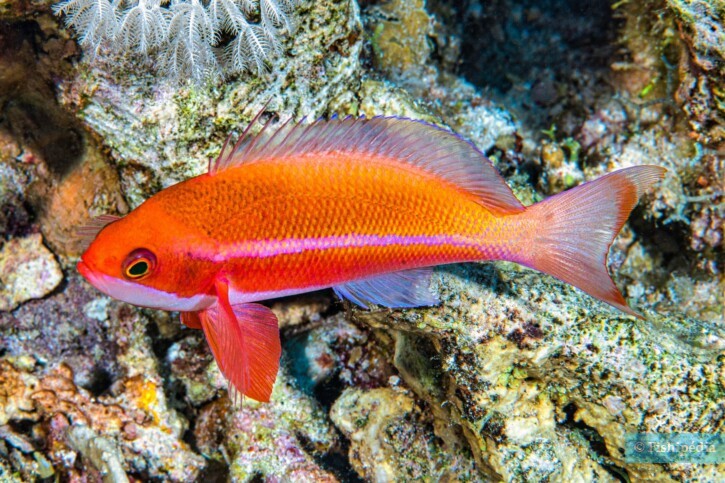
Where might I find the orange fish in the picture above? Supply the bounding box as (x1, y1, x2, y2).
(77, 114, 665, 402)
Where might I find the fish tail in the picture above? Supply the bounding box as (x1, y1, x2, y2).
(516, 166, 666, 318)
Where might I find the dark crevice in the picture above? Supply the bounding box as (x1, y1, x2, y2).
(627, 206, 708, 287)
(561, 403, 629, 482)
(146, 321, 196, 419)
(296, 431, 365, 483)
(247, 472, 265, 483)
(195, 459, 229, 483)
(454, 0, 619, 94)
(2, 96, 86, 178)
(0, 20, 86, 179)
(182, 425, 198, 451)
(8, 419, 35, 438)
(313, 373, 345, 411)
(426, 0, 628, 141)
(283, 331, 345, 410)
(81, 367, 114, 397)
(147, 319, 174, 362)
(0, 199, 35, 241)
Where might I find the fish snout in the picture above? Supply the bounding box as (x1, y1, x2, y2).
(76, 259, 109, 294)
(76, 260, 90, 279)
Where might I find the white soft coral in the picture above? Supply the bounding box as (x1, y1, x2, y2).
(54, 0, 118, 50)
(116, 0, 170, 53)
(54, 0, 301, 82)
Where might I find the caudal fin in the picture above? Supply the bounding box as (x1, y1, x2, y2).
(521, 166, 666, 317)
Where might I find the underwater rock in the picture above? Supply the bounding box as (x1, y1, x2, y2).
(0, 347, 205, 480)
(270, 292, 332, 330)
(166, 324, 355, 481)
(0, 147, 31, 241)
(614, 0, 725, 156)
(284, 313, 396, 394)
(331, 386, 477, 481)
(353, 263, 724, 481)
(167, 332, 220, 407)
(0, 459, 24, 483)
(37, 135, 128, 258)
(225, 371, 340, 481)
(666, 0, 725, 147)
(537, 138, 584, 194)
(1, 271, 205, 480)
(368, 0, 433, 77)
(1, 1, 125, 260)
(1, 274, 120, 389)
(0, 233, 62, 311)
(578, 119, 723, 320)
(66, 425, 128, 483)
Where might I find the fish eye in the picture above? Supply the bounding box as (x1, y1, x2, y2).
(122, 248, 156, 280)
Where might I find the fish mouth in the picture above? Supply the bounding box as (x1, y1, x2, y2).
(77, 259, 113, 296)
(76, 260, 91, 279)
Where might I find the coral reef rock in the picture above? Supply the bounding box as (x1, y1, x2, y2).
(331, 386, 477, 481)
(0, 233, 63, 311)
(354, 264, 724, 481)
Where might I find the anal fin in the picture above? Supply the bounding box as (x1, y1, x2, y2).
(333, 268, 439, 309)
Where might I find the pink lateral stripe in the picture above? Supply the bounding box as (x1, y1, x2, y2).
(210, 233, 482, 261)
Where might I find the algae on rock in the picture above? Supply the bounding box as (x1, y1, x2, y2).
(0, 309, 206, 481)
(353, 263, 724, 481)
(666, 0, 725, 146)
(331, 386, 477, 481)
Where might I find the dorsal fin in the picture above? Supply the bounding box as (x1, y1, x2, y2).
(76, 214, 122, 250)
(211, 115, 525, 214)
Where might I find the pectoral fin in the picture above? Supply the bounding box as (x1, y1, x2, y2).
(199, 280, 281, 402)
(180, 311, 202, 329)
